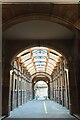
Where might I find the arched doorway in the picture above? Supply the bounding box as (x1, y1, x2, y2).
(9, 46, 70, 113)
(34, 81, 48, 100)
(2, 4, 79, 117)
(32, 76, 50, 100)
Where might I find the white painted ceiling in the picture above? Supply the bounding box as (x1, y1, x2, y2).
(2, 0, 79, 4)
(3, 20, 74, 40)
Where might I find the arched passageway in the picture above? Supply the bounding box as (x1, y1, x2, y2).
(34, 81, 48, 100)
(32, 76, 50, 99)
(9, 46, 70, 117)
(2, 3, 80, 119)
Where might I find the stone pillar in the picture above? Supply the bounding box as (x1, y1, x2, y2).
(17, 62, 20, 107)
(21, 77, 23, 105)
(68, 33, 79, 115)
(60, 60, 63, 106)
(9, 68, 13, 112)
(53, 80, 56, 101)
(61, 59, 65, 106)
(68, 60, 79, 114)
(29, 82, 32, 100)
(10, 70, 14, 111)
(64, 70, 67, 107)
(52, 78, 54, 99)
(78, 31, 80, 115)
(65, 69, 70, 109)
(52, 78, 54, 100)
(2, 63, 10, 116)
(50, 82, 53, 100)
(55, 79, 57, 102)
(0, 3, 2, 118)
(12, 73, 16, 109)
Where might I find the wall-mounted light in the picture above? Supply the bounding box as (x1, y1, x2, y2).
(10, 70, 13, 75)
(34, 81, 36, 83)
(65, 68, 68, 72)
(46, 81, 48, 83)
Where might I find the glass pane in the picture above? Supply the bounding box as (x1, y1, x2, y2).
(28, 67, 35, 72)
(46, 67, 53, 71)
(27, 63, 34, 69)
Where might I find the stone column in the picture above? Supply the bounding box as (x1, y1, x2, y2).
(60, 60, 63, 106)
(78, 30, 80, 115)
(9, 68, 13, 112)
(12, 71, 15, 110)
(64, 70, 67, 107)
(68, 32, 79, 115)
(21, 76, 23, 105)
(0, 3, 2, 118)
(2, 63, 10, 116)
(68, 60, 79, 114)
(16, 62, 19, 107)
(65, 69, 70, 109)
(50, 81, 53, 100)
(55, 79, 57, 102)
(52, 78, 54, 100)
(29, 82, 32, 100)
(61, 59, 65, 106)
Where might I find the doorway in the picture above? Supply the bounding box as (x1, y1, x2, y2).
(34, 81, 48, 100)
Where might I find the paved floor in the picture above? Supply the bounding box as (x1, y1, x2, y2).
(8, 99, 76, 119)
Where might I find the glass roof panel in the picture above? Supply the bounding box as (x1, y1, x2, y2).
(30, 70, 35, 73)
(46, 66, 53, 71)
(17, 47, 62, 76)
(46, 69, 53, 73)
(36, 69, 45, 71)
(31, 47, 48, 51)
(24, 61, 32, 66)
(49, 52, 59, 62)
(47, 63, 54, 69)
(46, 68, 53, 73)
(32, 49, 47, 54)
(33, 53, 47, 57)
(35, 62, 46, 66)
(21, 52, 30, 58)
(36, 70, 45, 72)
(30, 71, 35, 75)
(34, 58, 46, 62)
(28, 66, 35, 71)
(29, 69, 35, 73)
(36, 65, 45, 68)
(46, 71, 52, 75)
(27, 63, 34, 69)
(21, 57, 31, 63)
(34, 56, 46, 59)
(48, 59, 56, 66)
(36, 67, 45, 69)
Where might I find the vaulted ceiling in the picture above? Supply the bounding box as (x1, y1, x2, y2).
(17, 47, 62, 76)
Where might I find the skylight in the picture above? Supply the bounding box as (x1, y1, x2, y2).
(17, 47, 62, 76)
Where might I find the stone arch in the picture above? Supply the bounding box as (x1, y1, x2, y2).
(31, 72, 52, 82)
(2, 4, 79, 117)
(11, 45, 68, 68)
(32, 76, 51, 99)
(3, 14, 78, 32)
